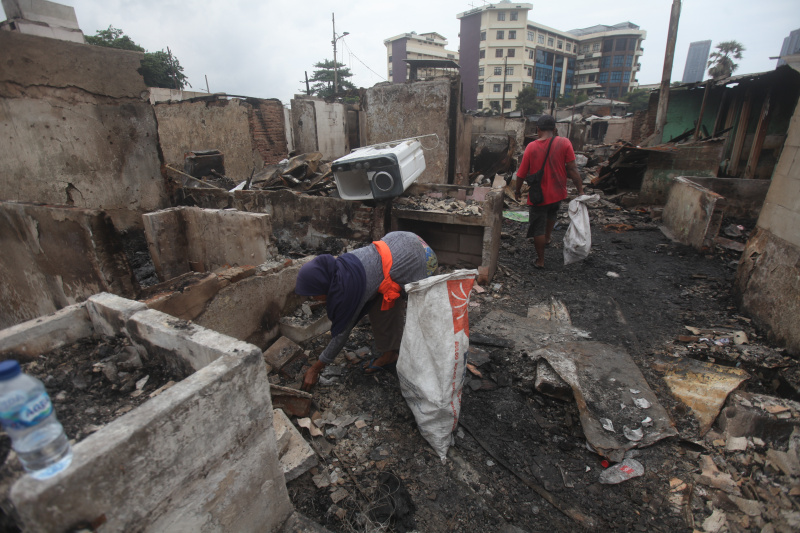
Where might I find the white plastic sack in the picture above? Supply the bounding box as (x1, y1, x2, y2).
(563, 194, 600, 265)
(397, 269, 478, 462)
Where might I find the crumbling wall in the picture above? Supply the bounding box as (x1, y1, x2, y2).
(172, 186, 383, 247)
(364, 78, 465, 184)
(471, 116, 525, 157)
(638, 141, 724, 205)
(0, 31, 167, 231)
(0, 202, 136, 329)
(603, 118, 634, 143)
(142, 207, 276, 281)
(154, 97, 288, 182)
(288, 97, 354, 160)
(735, 98, 800, 354)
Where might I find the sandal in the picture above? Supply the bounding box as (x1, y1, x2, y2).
(362, 357, 397, 374)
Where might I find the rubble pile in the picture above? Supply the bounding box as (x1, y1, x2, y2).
(248, 152, 337, 196)
(393, 195, 483, 216)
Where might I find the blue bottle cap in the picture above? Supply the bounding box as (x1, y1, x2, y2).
(0, 360, 21, 381)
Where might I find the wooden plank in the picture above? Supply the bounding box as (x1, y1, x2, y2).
(728, 88, 752, 177)
(743, 91, 772, 179)
(693, 82, 713, 141)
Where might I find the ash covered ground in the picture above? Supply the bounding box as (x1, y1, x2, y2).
(280, 196, 800, 533)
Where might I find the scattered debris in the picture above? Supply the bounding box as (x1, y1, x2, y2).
(598, 458, 645, 484)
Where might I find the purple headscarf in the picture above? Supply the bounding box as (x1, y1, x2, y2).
(295, 254, 366, 337)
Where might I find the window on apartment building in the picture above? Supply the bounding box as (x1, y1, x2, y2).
(497, 12, 506, 21)
(490, 101, 500, 111)
(497, 30, 505, 39)
(447, 53, 455, 59)
(479, 50, 486, 59)
(580, 44, 588, 54)
(389, 70, 393, 77)
(578, 75, 586, 83)
(613, 55, 624, 67)
(504, 83, 512, 92)
(623, 71, 631, 83)
(535, 50, 547, 64)
(611, 71, 622, 83)
(557, 40, 563, 49)
(598, 71, 608, 83)
(538, 34, 545, 44)
(592, 42, 600, 52)
(478, 84, 484, 93)
(509, 30, 516, 39)
(480, 31, 486, 41)
(494, 66, 502, 75)
(505, 66, 514, 75)
(496, 49, 503, 58)
(527, 67, 533, 77)
(588, 74, 595, 82)
(529, 50, 534, 59)
(510, 11, 518, 21)
(388, 56, 392, 62)
(609, 86, 619, 98)
(527, 30, 534, 41)
(507, 49, 515, 58)
(629, 38, 637, 51)
(603, 39, 613, 52)
(493, 84, 501, 92)
(566, 43, 572, 52)
(504, 100, 512, 109)
(616, 38, 627, 51)
(625, 55, 633, 67)
(479, 67, 485, 76)
(547, 37, 554, 46)
(600, 56, 611, 69)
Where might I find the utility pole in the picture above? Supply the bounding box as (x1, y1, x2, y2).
(332, 13, 338, 96)
(500, 56, 508, 115)
(653, 0, 682, 145)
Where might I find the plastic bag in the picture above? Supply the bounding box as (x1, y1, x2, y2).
(563, 194, 600, 265)
(599, 458, 645, 484)
(397, 269, 478, 462)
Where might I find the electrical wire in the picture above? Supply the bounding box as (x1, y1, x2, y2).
(342, 40, 387, 82)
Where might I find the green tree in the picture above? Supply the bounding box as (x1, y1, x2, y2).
(555, 90, 586, 110)
(85, 26, 189, 89)
(307, 59, 355, 98)
(515, 86, 545, 115)
(621, 89, 651, 113)
(707, 41, 745, 79)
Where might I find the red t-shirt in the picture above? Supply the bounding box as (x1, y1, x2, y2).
(516, 136, 576, 206)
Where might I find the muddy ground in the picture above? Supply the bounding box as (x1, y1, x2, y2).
(282, 196, 800, 533)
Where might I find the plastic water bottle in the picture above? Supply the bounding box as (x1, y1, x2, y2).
(0, 360, 72, 479)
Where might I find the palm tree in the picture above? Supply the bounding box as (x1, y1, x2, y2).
(707, 41, 745, 79)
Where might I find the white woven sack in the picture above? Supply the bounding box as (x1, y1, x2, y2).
(563, 194, 600, 265)
(397, 269, 478, 462)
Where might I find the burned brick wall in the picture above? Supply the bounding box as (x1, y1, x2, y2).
(246, 98, 289, 165)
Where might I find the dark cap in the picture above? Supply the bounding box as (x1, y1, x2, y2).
(536, 114, 556, 131)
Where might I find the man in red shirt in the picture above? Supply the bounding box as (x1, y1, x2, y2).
(515, 114, 584, 268)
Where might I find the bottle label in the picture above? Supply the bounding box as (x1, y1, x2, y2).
(0, 392, 53, 430)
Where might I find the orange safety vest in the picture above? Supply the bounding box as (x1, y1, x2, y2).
(373, 240, 401, 310)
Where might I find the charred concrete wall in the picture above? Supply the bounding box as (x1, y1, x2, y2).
(0, 202, 136, 329)
(173, 185, 383, 247)
(735, 95, 800, 354)
(154, 97, 288, 182)
(0, 31, 167, 231)
(289, 97, 360, 160)
(364, 78, 470, 185)
(638, 141, 724, 205)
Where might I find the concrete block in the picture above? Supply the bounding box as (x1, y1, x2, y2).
(535, 359, 573, 401)
(273, 409, 293, 456)
(264, 336, 304, 371)
(273, 409, 318, 482)
(662, 177, 725, 250)
(126, 308, 261, 377)
(87, 292, 147, 337)
(279, 314, 332, 344)
(0, 303, 91, 360)
(1, 0, 81, 30)
(11, 332, 292, 531)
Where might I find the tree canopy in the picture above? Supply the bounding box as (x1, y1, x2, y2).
(621, 89, 651, 113)
(85, 26, 189, 89)
(515, 86, 545, 115)
(708, 41, 746, 79)
(306, 59, 355, 98)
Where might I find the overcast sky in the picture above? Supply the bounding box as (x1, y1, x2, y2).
(55, 0, 799, 104)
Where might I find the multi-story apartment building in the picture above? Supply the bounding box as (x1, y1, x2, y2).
(384, 31, 459, 84)
(457, 1, 645, 112)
